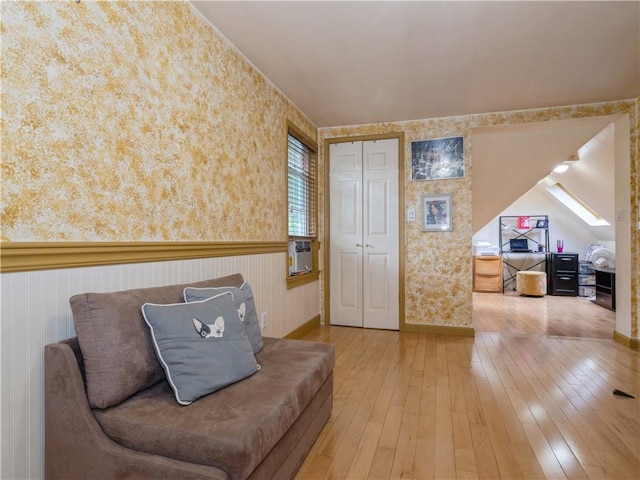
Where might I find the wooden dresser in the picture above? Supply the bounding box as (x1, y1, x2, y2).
(473, 255, 503, 293)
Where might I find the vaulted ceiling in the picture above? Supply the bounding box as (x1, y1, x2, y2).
(191, 1, 639, 128)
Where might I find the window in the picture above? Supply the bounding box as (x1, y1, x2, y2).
(287, 122, 318, 286)
(546, 183, 610, 227)
(288, 131, 316, 238)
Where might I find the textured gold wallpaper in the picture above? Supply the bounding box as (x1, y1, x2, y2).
(320, 100, 638, 331)
(1, 0, 315, 242)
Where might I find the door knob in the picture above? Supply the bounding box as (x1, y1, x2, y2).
(366, 244, 373, 248)
(356, 243, 363, 247)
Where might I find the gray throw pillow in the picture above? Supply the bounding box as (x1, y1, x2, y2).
(183, 282, 263, 354)
(141, 292, 259, 405)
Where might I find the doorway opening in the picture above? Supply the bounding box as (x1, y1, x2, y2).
(471, 115, 629, 339)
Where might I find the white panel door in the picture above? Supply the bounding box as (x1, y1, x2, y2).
(329, 142, 363, 327)
(362, 139, 399, 329)
(329, 139, 399, 330)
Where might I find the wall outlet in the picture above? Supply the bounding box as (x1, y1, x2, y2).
(261, 312, 267, 329)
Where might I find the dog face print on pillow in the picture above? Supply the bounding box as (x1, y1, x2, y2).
(192, 317, 225, 338)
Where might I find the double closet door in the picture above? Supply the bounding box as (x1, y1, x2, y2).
(329, 139, 399, 330)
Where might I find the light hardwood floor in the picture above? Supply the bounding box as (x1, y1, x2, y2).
(294, 296, 638, 479)
(473, 292, 617, 339)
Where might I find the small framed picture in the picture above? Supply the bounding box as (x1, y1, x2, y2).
(421, 193, 452, 232)
(535, 219, 548, 228)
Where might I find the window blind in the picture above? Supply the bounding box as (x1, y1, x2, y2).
(288, 133, 316, 238)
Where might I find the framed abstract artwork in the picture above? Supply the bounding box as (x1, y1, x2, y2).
(411, 136, 464, 181)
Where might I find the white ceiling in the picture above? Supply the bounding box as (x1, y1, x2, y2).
(191, 1, 639, 128)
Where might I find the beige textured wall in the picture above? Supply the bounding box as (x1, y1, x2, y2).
(320, 100, 638, 333)
(1, 0, 315, 242)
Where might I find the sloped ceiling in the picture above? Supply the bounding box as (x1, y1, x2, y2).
(536, 122, 617, 241)
(471, 116, 618, 233)
(191, 1, 639, 127)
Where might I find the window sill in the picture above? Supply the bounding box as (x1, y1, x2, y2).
(286, 270, 320, 289)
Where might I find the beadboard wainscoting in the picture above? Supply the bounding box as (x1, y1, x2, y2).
(0, 252, 320, 480)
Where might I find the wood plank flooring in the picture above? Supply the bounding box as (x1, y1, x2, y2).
(294, 296, 638, 479)
(473, 292, 616, 339)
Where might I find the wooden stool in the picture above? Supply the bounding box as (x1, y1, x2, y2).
(516, 271, 547, 296)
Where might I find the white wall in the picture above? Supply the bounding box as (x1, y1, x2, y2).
(473, 187, 605, 258)
(0, 253, 319, 480)
(612, 115, 632, 338)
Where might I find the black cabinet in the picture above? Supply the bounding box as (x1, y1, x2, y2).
(594, 268, 616, 311)
(546, 253, 578, 296)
